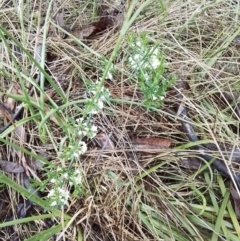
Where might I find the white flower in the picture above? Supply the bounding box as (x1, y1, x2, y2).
(144, 73, 150, 81)
(96, 99, 103, 109)
(129, 40, 161, 70)
(60, 197, 68, 205)
(136, 41, 142, 47)
(160, 96, 165, 100)
(76, 118, 83, 123)
(70, 169, 83, 186)
(78, 141, 88, 154)
(47, 189, 56, 198)
(106, 71, 113, 80)
(152, 95, 157, 100)
(78, 129, 87, 137)
(47, 187, 70, 207)
(87, 97, 105, 115)
(91, 86, 105, 95)
(58, 187, 69, 196)
(50, 201, 57, 206)
(129, 53, 146, 70)
(77, 120, 97, 139)
(79, 141, 87, 154)
(73, 141, 87, 158)
(106, 64, 114, 80)
(50, 178, 56, 183)
(149, 48, 160, 69)
(90, 125, 98, 138)
(99, 89, 110, 102)
(114, 0, 122, 6)
(90, 80, 108, 94)
(150, 55, 160, 69)
(57, 187, 69, 205)
(152, 48, 159, 56)
(88, 108, 98, 115)
(73, 150, 82, 158)
(62, 173, 68, 179)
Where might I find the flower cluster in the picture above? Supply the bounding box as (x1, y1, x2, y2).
(47, 79, 111, 208)
(68, 169, 82, 186)
(73, 141, 88, 158)
(127, 32, 176, 110)
(85, 80, 111, 115)
(105, 64, 114, 80)
(76, 118, 98, 139)
(129, 41, 160, 71)
(47, 187, 69, 207)
(47, 168, 84, 207)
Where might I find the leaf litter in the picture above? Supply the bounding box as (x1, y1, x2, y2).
(1, 1, 240, 240)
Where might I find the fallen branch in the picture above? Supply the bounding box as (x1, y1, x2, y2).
(176, 82, 240, 187)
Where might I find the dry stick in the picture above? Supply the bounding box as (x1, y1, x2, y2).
(176, 91, 240, 187)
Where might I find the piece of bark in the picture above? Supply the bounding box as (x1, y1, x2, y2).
(131, 137, 171, 152)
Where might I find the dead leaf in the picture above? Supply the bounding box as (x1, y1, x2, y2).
(5, 82, 22, 111)
(23, 173, 40, 197)
(21, 153, 30, 176)
(15, 125, 26, 141)
(44, 106, 60, 126)
(0, 160, 24, 173)
(56, 4, 123, 41)
(32, 159, 44, 170)
(96, 133, 115, 149)
(131, 137, 171, 152)
(178, 157, 202, 170)
(177, 97, 186, 117)
(114, 13, 124, 26)
(230, 182, 240, 217)
(71, 24, 95, 39)
(56, 12, 64, 27)
(0, 102, 14, 124)
(71, 16, 113, 40)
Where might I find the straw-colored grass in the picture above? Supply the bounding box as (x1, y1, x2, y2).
(1, 0, 240, 240)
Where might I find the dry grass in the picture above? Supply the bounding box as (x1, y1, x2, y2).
(1, 0, 240, 241)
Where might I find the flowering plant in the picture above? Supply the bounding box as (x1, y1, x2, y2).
(128, 32, 176, 110)
(44, 80, 111, 208)
(46, 167, 85, 207)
